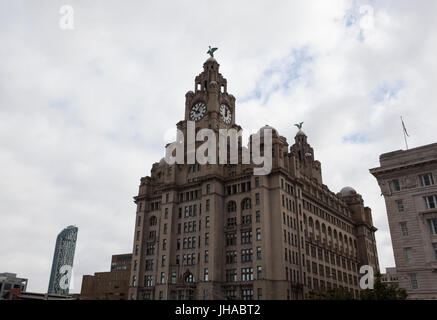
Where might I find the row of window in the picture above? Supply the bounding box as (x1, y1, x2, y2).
(392, 173, 435, 192)
(303, 200, 353, 234)
(306, 276, 358, 296)
(226, 181, 252, 195)
(396, 196, 437, 212)
(399, 219, 437, 238)
(225, 267, 263, 282)
(225, 229, 262, 246)
(306, 244, 358, 271)
(306, 262, 358, 285)
(280, 178, 294, 195)
(225, 248, 262, 263)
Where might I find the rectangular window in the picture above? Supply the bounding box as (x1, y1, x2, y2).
(256, 210, 261, 222)
(205, 216, 210, 228)
(396, 200, 404, 212)
(257, 266, 262, 280)
(410, 274, 418, 289)
(432, 243, 437, 260)
(400, 222, 408, 236)
(420, 173, 435, 187)
(257, 247, 262, 259)
(255, 193, 260, 205)
(205, 233, 210, 245)
(405, 248, 412, 263)
(241, 268, 254, 281)
(424, 195, 437, 209)
(206, 199, 210, 212)
(256, 228, 261, 241)
(429, 219, 437, 234)
(206, 184, 211, 194)
(204, 268, 209, 281)
(145, 276, 153, 287)
(242, 289, 253, 300)
(241, 231, 253, 244)
(392, 179, 401, 191)
(226, 269, 237, 282)
(255, 177, 260, 188)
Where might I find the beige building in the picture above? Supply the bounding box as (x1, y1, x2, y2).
(128, 55, 379, 300)
(381, 267, 399, 287)
(370, 143, 437, 299)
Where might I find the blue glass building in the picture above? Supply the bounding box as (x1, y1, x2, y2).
(48, 225, 78, 295)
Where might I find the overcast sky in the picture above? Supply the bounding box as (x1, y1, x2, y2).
(1, 0, 436, 293)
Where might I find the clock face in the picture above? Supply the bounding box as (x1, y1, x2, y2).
(220, 104, 232, 124)
(189, 102, 207, 121)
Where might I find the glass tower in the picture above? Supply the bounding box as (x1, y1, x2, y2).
(48, 225, 78, 295)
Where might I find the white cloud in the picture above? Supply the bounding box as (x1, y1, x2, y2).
(0, 0, 436, 292)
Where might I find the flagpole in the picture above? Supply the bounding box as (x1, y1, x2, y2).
(401, 116, 409, 150)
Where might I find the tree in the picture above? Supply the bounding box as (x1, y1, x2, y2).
(360, 272, 407, 300)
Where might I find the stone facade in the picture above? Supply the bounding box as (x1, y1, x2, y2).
(128, 56, 379, 300)
(370, 143, 437, 299)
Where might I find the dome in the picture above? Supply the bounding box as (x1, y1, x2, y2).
(205, 57, 217, 63)
(159, 158, 166, 166)
(296, 129, 306, 136)
(258, 124, 277, 135)
(340, 186, 357, 197)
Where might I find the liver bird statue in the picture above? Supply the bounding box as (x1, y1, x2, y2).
(294, 122, 304, 130)
(207, 46, 218, 58)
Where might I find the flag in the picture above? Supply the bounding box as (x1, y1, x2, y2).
(401, 117, 409, 137)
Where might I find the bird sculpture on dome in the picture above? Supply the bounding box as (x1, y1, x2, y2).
(207, 46, 218, 58)
(294, 122, 304, 130)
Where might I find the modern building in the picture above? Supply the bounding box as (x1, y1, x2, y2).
(80, 254, 132, 300)
(48, 225, 78, 295)
(128, 53, 379, 300)
(370, 143, 437, 299)
(0, 273, 28, 300)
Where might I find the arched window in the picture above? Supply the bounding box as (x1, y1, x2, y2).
(308, 217, 314, 228)
(328, 226, 332, 237)
(227, 201, 237, 213)
(241, 198, 251, 210)
(149, 216, 157, 226)
(322, 224, 326, 234)
(333, 230, 338, 239)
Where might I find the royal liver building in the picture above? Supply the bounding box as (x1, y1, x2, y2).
(128, 51, 379, 300)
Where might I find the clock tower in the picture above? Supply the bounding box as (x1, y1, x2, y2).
(182, 55, 237, 131)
